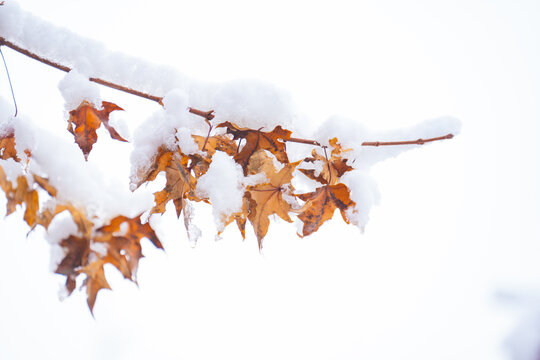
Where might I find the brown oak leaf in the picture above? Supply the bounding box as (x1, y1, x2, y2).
(296, 183, 355, 237)
(217, 121, 292, 172)
(68, 100, 125, 160)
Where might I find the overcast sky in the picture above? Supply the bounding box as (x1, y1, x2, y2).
(1, 1, 539, 359)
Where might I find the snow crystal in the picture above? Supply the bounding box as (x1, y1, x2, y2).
(58, 70, 101, 111)
(195, 152, 245, 232)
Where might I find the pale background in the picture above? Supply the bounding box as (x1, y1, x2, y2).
(0, 1, 539, 359)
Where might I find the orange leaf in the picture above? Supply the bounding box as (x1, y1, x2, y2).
(0, 170, 40, 227)
(296, 183, 355, 237)
(81, 259, 111, 315)
(97, 215, 163, 250)
(245, 159, 300, 248)
(0, 131, 18, 161)
(68, 100, 125, 160)
(192, 134, 237, 158)
(148, 153, 199, 218)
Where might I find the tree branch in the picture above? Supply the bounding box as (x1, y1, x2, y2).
(0, 36, 163, 105)
(0, 36, 455, 149)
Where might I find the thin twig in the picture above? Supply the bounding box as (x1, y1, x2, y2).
(285, 137, 321, 146)
(361, 134, 454, 146)
(188, 107, 215, 121)
(0, 46, 18, 117)
(0, 36, 163, 105)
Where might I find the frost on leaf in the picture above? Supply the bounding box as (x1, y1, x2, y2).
(67, 100, 125, 160)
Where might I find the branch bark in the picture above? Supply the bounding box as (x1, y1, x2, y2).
(0, 36, 163, 105)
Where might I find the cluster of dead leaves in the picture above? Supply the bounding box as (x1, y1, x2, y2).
(0, 127, 162, 313)
(62, 99, 357, 247)
(1, 99, 358, 312)
(134, 115, 357, 249)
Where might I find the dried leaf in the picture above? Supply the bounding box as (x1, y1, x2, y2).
(0, 171, 39, 227)
(296, 183, 355, 237)
(68, 100, 124, 160)
(246, 161, 300, 248)
(148, 152, 198, 217)
(55, 235, 90, 278)
(54, 214, 162, 313)
(97, 215, 163, 250)
(217, 122, 292, 172)
(32, 174, 57, 197)
(133, 146, 173, 189)
(299, 138, 353, 185)
(81, 259, 111, 315)
(0, 131, 18, 161)
(192, 134, 236, 158)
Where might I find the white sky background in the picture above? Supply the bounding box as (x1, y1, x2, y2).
(0, 1, 539, 359)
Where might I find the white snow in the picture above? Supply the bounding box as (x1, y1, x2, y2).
(340, 170, 380, 229)
(0, 3, 299, 133)
(195, 151, 245, 232)
(46, 213, 79, 271)
(58, 70, 101, 111)
(182, 200, 202, 246)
